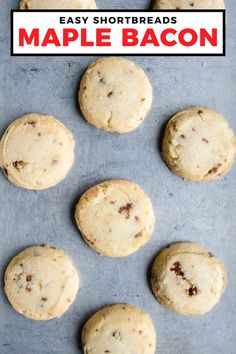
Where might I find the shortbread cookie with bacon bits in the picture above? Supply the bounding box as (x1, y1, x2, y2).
(162, 107, 236, 182)
(75, 179, 155, 257)
(82, 304, 156, 354)
(4, 245, 79, 320)
(20, 0, 97, 9)
(153, 0, 225, 9)
(0, 113, 75, 190)
(151, 242, 227, 316)
(79, 57, 153, 133)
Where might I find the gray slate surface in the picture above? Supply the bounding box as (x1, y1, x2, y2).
(0, 1, 235, 353)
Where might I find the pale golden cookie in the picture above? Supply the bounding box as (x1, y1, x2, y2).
(75, 180, 155, 257)
(151, 242, 227, 316)
(0, 113, 75, 190)
(79, 57, 153, 133)
(20, 0, 97, 9)
(4, 245, 79, 320)
(153, 0, 225, 9)
(82, 304, 157, 354)
(162, 107, 236, 182)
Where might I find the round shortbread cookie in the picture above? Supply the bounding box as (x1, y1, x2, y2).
(79, 57, 153, 133)
(153, 0, 225, 9)
(20, 0, 97, 9)
(162, 107, 236, 182)
(82, 304, 157, 354)
(151, 242, 227, 316)
(75, 180, 155, 258)
(4, 245, 79, 320)
(0, 113, 75, 190)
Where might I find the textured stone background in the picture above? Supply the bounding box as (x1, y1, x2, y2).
(0, 1, 235, 353)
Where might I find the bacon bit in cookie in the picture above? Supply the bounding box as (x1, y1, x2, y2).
(192, 128, 196, 132)
(26, 121, 36, 127)
(41, 297, 47, 302)
(26, 275, 32, 282)
(139, 330, 143, 335)
(170, 262, 185, 279)
(208, 163, 222, 175)
(67, 298, 71, 303)
(110, 201, 116, 205)
(51, 159, 58, 165)
(83, 86, 87, 90)
(208, 252, 214, 258)
(105, 351, 110, 353)
(135, 216, 139, 221)
(107, 91, 113, 98)
(134, 231, 142, 238)
(119, 203, 133, 219)
(12, 160, 27, 170)
(180, 134, 186, 139)
(141, 98, 146, 102)
(202, 138, 209, 143)
(198, 110, 203, 115)
(20, 263, 23, 267)
(97, 71, 106, 85)
(89, 239, 97, 246)
(26, 286, 32, 292)
(112, 330, 121, 339)
(38, 132, 42, 137)
(186, 286, 198, 296)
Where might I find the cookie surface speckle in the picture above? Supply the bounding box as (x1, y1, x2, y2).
(153, 0, 225, 9)
(82, 304, 156, 354)
(151, 242, 227, 316)
(162, 107, 236, 182)
(0, 113, 75, 189)
(75, 180, 155, 257)
(79, 57, 153, 133)
(4, 245, 79, 320)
